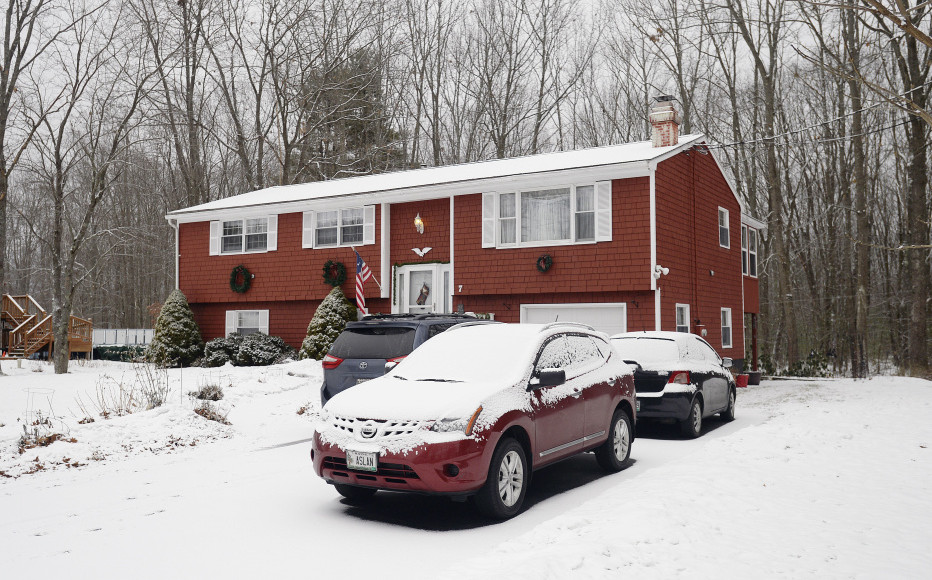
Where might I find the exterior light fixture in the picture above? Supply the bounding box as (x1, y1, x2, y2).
(414, 213, 424, 234)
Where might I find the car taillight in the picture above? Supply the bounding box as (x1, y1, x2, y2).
(321, 354, 343, 370)
(386, 356, 406, 364)
(668, 371, 690, 384)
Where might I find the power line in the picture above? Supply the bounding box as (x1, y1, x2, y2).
(703, 81, 932, 151)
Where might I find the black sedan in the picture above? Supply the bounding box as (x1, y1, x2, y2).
(610, 331, 736, 438)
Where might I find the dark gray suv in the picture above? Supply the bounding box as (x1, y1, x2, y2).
(320, 314, 494, 405)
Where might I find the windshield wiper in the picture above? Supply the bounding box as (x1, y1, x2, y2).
(394, 375, 408, 380)
(416, 378, 462, 383)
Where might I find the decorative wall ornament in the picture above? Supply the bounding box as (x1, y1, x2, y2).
(322, 260, 347, 287)
(230, 265, 253, 293)
(411, 247, 432, 257)
(536, 254, 553, 273)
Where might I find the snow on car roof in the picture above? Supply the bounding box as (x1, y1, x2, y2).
(168, 135, 705, 218)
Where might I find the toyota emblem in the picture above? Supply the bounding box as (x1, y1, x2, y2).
(360, 421, 378, 439)
(359, 361, 368, 370)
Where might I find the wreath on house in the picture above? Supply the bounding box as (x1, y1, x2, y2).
(230, 264, 252, 293)
(322, 260, 347, 287)
(536, 254, 553, 273)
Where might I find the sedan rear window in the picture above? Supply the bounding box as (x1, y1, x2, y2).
(329, 327, 417, 359)
(612, 337, 679, 364)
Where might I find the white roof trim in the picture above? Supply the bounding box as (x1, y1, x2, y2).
(167, 135, 706, 223)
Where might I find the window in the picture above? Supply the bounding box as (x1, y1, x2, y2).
(676, 304, 690, 333)
(721, 308, 733, 348)
(522, 188, 571, 242)
(575, 185, 595, 242)
(500, 193, 516, 244)
(211, 216, 276, 256)
(482, 182, 611, 248)
(303, 206, 375, 249)
(225, 310, 269, 337)
(741, 225, 748, 275)
(748, 227, 758, 277)
(221, 218, 267, 253)
(718, 207, 730, 248)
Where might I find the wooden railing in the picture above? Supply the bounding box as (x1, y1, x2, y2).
(2, 294, 91, 357)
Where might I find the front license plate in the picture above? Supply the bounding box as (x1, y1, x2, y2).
(636, 400, 641, 412)
(346, 449, 378, 472)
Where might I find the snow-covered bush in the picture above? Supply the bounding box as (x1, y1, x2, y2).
(202, 332, 292, 367)
(146, 289, 204, 367)
(235, 333, 294, 366)
(202, 334, 244, 367)
(299, 287, 357, 360)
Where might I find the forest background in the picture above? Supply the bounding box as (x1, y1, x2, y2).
(1, 0, 930, 377)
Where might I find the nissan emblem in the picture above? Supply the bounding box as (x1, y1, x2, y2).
(360, 421, 378, 439)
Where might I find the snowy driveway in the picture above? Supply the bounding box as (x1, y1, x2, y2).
(2, 362, 931, 578)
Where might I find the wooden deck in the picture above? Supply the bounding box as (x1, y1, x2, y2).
(1, 294, 92, 358)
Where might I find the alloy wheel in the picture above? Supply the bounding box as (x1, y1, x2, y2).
(498, 450, 524, 507)
(613, 418, 630, 461)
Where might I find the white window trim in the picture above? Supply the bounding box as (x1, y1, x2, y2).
(747, 227, 758, 278)
(224, 309, 270, 336)
(302, 205, 376, 249)
(483, 181, 611, 249)
(718, 207, 730, 249)
(741, 225, 748, 275)
(721, 307, 733, 348)
(675, 303, 690, 333)
(211, 216, 277, 256)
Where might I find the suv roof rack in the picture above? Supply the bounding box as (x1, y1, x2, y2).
(539, 321, 596, 333)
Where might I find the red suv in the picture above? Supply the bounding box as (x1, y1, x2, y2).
(311, 322, 636, 519)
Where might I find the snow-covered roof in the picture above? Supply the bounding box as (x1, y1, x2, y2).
(167, 134, 707, 222)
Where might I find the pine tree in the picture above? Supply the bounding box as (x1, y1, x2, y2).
(299, 287, 357, 360)
(146, 289, 204, 367)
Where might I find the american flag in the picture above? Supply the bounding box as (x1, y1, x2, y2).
(355, 250, 372, 314)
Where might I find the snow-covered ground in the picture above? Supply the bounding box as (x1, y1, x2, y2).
(1, 360, 930, 578)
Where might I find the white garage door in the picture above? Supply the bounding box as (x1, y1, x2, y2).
(520, 303, 627, 336)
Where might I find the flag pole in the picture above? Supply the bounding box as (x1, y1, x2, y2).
(352, 246, 382, 290)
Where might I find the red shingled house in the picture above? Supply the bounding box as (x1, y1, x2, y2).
(167, 99, 764, 370)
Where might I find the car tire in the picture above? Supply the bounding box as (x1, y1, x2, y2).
(680, 398, 703, 439)
(334, 484, 377, 503)
(595, 409, 632, 472)
(474, 438, 528, 520)
(720, 388, 736, 422)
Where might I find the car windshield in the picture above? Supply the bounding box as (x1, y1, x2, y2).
(391, 325, 538, 385)
(611, 337, 680, 364)
(328, 327, 417, 359)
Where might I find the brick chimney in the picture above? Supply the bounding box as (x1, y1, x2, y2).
(650, 95, 679, 148)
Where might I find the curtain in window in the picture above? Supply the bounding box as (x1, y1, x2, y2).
(522, 188, 570, 242)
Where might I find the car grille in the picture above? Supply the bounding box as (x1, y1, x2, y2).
(331, 415, 424, 440)
(322, 456, 420, 479)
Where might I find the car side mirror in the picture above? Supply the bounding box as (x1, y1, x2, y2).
(530, 368, 565, 390)
(385, 361, 399, 372)
(721, 357, 733, 369)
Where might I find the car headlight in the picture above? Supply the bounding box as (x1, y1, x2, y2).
(429, 406, 483, 436)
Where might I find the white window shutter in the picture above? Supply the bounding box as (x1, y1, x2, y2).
(482, 193, 496, 248)
(209, 221, 220, 255)
(225, 311, 237, 337)
(302, 211, 315, 248)
(595, 180, 612, 242)
(267, 215, 278, 251)
(363, 205, 376, 245)
(259, 310, 270, 334)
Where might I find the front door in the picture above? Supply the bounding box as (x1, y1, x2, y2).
(394, 263, 451, 314)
